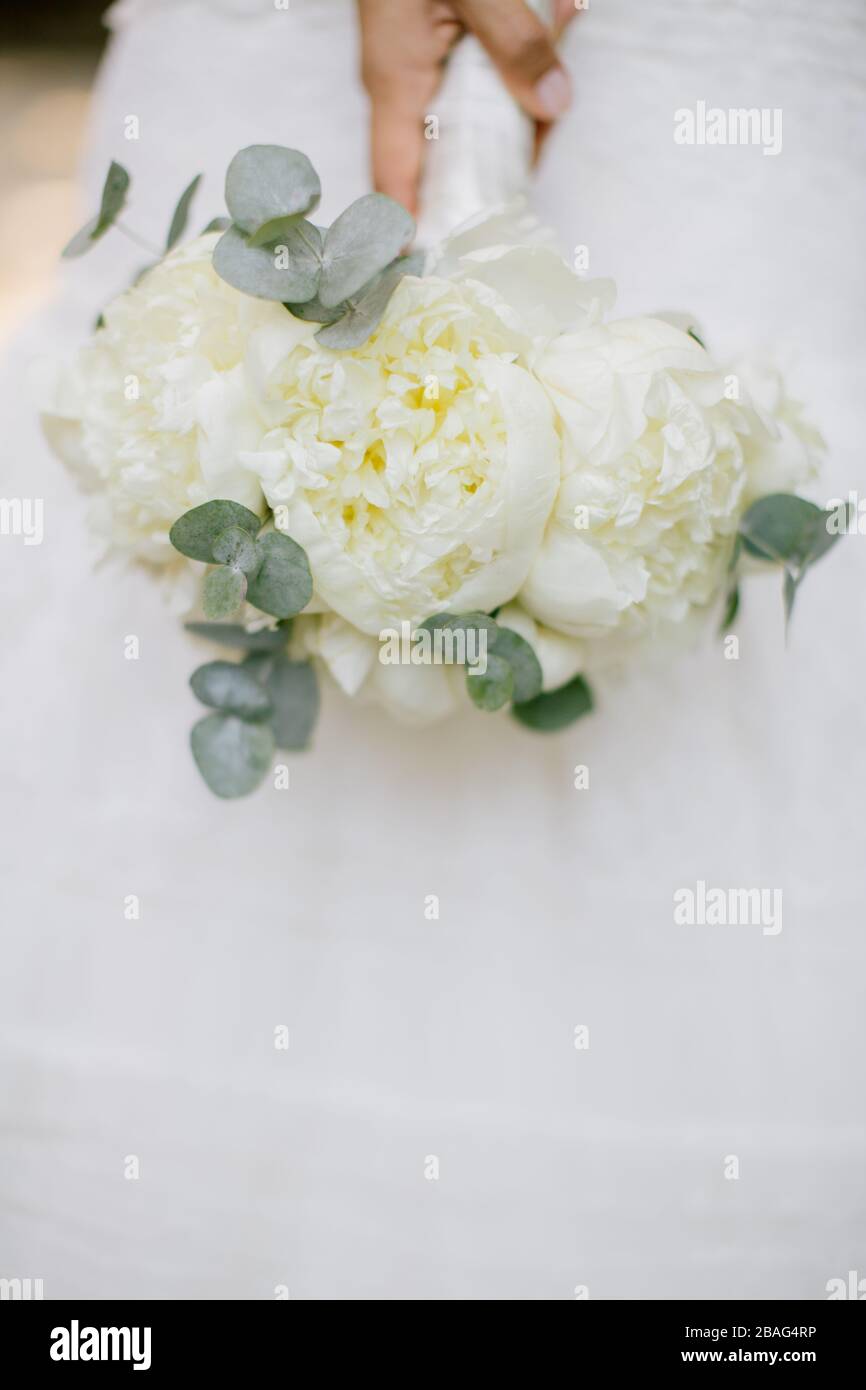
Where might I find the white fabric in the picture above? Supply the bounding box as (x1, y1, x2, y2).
(1, 0, 865, 1300)
(417, 0, 553, 243)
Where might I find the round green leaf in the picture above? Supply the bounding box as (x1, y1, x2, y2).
(190, 713, 274, 798)
(264, 653, 320, 750)
(284, 293, 347, 326)
(185, 621, 290, 652)
(316, 252, 423, 350)
(169, 500, 261, 562)
(212, 525, 259, 574)
(318, 194, 415, 308)
(419, 611, 499, 641)
(247, 214, 308, 249)
(739, 494, 833, 570)
(490, 628, 543, 704)
(190, 660, 272, 720)
(202, 565, 246, 620)
(225, 145, 321, 237)
(246, 531, 313, 619)
(241, 651, 277, 681)
(512, 674, 594, 733)
(466, 653, 514, 712)
(213, 222, 322, 303)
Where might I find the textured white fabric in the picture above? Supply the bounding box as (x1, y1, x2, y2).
(1, 0, 865, 1300)
(417, 0, 554, 243)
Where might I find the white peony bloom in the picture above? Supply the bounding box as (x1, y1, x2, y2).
(240, 271, 562, 636)
(38, 234, 288, 566)
(727, 358, 824, 502)
(521, 316, 818, 645)
(427, 201, 616, 344)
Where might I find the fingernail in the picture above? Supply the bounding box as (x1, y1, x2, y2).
(534, 66, 571, 119)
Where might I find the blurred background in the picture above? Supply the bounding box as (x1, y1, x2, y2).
(0, 3, 106, 345)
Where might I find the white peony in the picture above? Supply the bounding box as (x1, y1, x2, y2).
(239, 271, 562, 636)
(728, 357, 824, 503)
(521, 318, 821, 648)
(38, 234, 285, 566)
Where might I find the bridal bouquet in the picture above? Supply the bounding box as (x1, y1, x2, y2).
(40, 144, 843, 797)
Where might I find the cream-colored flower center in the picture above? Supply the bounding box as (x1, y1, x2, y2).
(262, 279, 514, 607)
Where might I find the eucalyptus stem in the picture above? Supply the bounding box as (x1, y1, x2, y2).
(116, 222, 161, 258)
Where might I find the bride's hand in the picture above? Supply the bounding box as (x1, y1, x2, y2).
(357, 0, 577, 214)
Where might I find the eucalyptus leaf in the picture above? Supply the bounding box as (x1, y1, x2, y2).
(190, 713, 274, 798)
(62, 160, 130, 257)
(213, 221, 321, 302)
(512, 674, 594, 733)
(283, 293, 347, 326)
(264, 653, 320, 750)
(318, 194, 415, 308)
(212, 525, 259, 574)
(720, 584, 740, 633)
(783, 569, 799, 628)
(419, 611, 499, 641)
(169, 499, 261, 562)
(489, 627, 543, 704)
(225, 145, 321, 236)
(316, 252, 424, 349)
(241, 651, 277, 681)
(95, 160, 131, 234)
(202, 565, 246, 620)
(185, 620, 290, 652)
(202, 216, 231, 233)
(246, 530, 313, 618)
(739, 494, 838, 572)
(190, 660, 272, 720)
(62, 216, 101, 260)
(247, 214, 307, 249)
(166, 173, 202, 251)
(465, 653, 514, 712)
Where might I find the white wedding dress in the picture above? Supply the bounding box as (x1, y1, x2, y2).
(1, 0, 865, 1300)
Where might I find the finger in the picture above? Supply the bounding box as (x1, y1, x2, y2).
(367, 83, 427, 213)
(534, 119, 552, 164)
(553, 0, 581, 39)
(454, 0, 572, 121)
(358, 0, 446, 214)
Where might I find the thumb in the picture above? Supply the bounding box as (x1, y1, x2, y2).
(455, 0, 572, 122)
